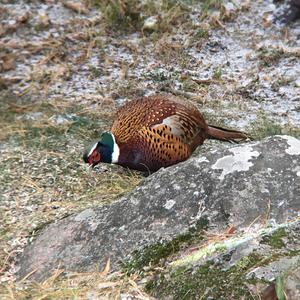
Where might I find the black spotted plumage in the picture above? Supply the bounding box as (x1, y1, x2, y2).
(110, 95, 207, 171)
(83, 94, 248, 172)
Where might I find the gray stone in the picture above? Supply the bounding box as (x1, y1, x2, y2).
(15, 135, 300, 282)
(285, 265, 300, 299)
(247, 255, 300, 282)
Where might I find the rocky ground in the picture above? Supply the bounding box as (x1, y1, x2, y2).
(0, 0, 299, 299)
(13, 136, 300, 300)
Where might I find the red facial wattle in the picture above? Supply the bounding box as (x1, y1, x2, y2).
(88, 150, 101, 166)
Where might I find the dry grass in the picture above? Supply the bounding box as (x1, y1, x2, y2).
(0, 94, 143, 296)
(1, 261, 151, 299)
(88, 0, 190, 33)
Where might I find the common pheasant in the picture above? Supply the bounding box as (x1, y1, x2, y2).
(83, 94, 247, 172)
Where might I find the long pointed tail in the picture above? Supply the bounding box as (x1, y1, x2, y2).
(207, 125, 248, 143)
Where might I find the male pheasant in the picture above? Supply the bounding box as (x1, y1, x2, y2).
(83, 94, 247, 172)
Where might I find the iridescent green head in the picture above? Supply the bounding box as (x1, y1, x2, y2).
(83, 132, 119, 167)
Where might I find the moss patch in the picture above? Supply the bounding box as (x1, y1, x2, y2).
(145, 246, 300, 300)
(261, 228, 287, 249)
(123, 217, 209, 274)
(146, 253, 264, 299)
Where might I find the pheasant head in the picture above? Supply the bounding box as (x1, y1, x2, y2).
(83, 132, 120, 167)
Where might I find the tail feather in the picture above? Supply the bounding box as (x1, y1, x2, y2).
(207, 125, 248, 143)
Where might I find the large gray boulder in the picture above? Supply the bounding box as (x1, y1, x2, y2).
(16, 135, 300, 282)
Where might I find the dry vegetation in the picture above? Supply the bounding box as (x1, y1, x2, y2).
(0, 0, 299, 298)
(2, 262, 150, 299)
(0, 92, 143, 298)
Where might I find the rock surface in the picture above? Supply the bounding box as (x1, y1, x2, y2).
(16, 135, 300, 282)
(149, 219, 300, 299)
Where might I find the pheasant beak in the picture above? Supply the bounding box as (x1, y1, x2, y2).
(83, 144, 101, 167)
(89, 150, 101, 167)
(87, 156, 94, 166)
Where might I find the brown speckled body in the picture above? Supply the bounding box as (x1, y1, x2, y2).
(111, 95, 208, 171)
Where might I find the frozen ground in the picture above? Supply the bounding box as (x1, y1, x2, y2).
(1, 0, 299, 128)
